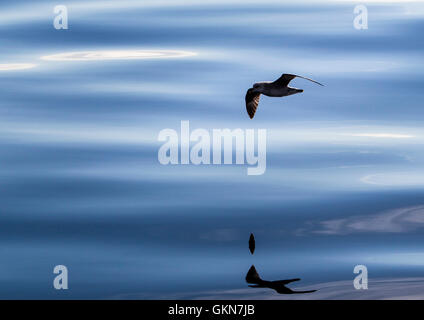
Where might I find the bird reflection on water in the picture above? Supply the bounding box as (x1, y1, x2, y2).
(246, 265, 317, 295)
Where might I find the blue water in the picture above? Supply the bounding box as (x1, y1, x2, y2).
(1, 0, 424, 299)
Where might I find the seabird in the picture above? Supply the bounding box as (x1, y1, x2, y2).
(245, 73, 324, 119)
(249, 233, 255, 255)
(245, 265, 317, 294)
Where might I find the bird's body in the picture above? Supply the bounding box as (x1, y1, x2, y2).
(252, 82, 302, 97)
(245, 73, 323, 119)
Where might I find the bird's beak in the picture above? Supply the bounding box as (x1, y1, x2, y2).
(297, 89, 304, 93)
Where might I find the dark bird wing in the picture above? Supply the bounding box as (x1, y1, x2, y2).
(273, 74, 324, 87)
(274, 287, 317, 294)
(272, 278, 301, 285)
(249, 233, 255, 255)
(291, 290, 317, 294)
(245, 265, 262, 284)
(245, 88, 261, 119)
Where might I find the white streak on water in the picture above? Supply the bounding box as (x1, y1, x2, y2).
(0, 63, 37, 71)
(40, 50, 197, 61)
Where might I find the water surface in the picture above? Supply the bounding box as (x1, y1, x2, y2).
(1, 0, 424, 299)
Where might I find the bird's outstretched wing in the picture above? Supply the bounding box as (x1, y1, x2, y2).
(246, 265, 262, 284)
(272, 278, 301, 285)
(245, 88, 261, 119)
(292, 290, 317, 294)
(273, 74, 324, 87)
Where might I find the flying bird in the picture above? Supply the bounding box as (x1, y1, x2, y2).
(245, 73, 324, 119)
(245, 265, 317, 294)
(249, 233, 255, 255)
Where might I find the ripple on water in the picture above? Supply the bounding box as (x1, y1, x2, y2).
(0, 63, 37, 71)
(40, 50, 197, 61)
